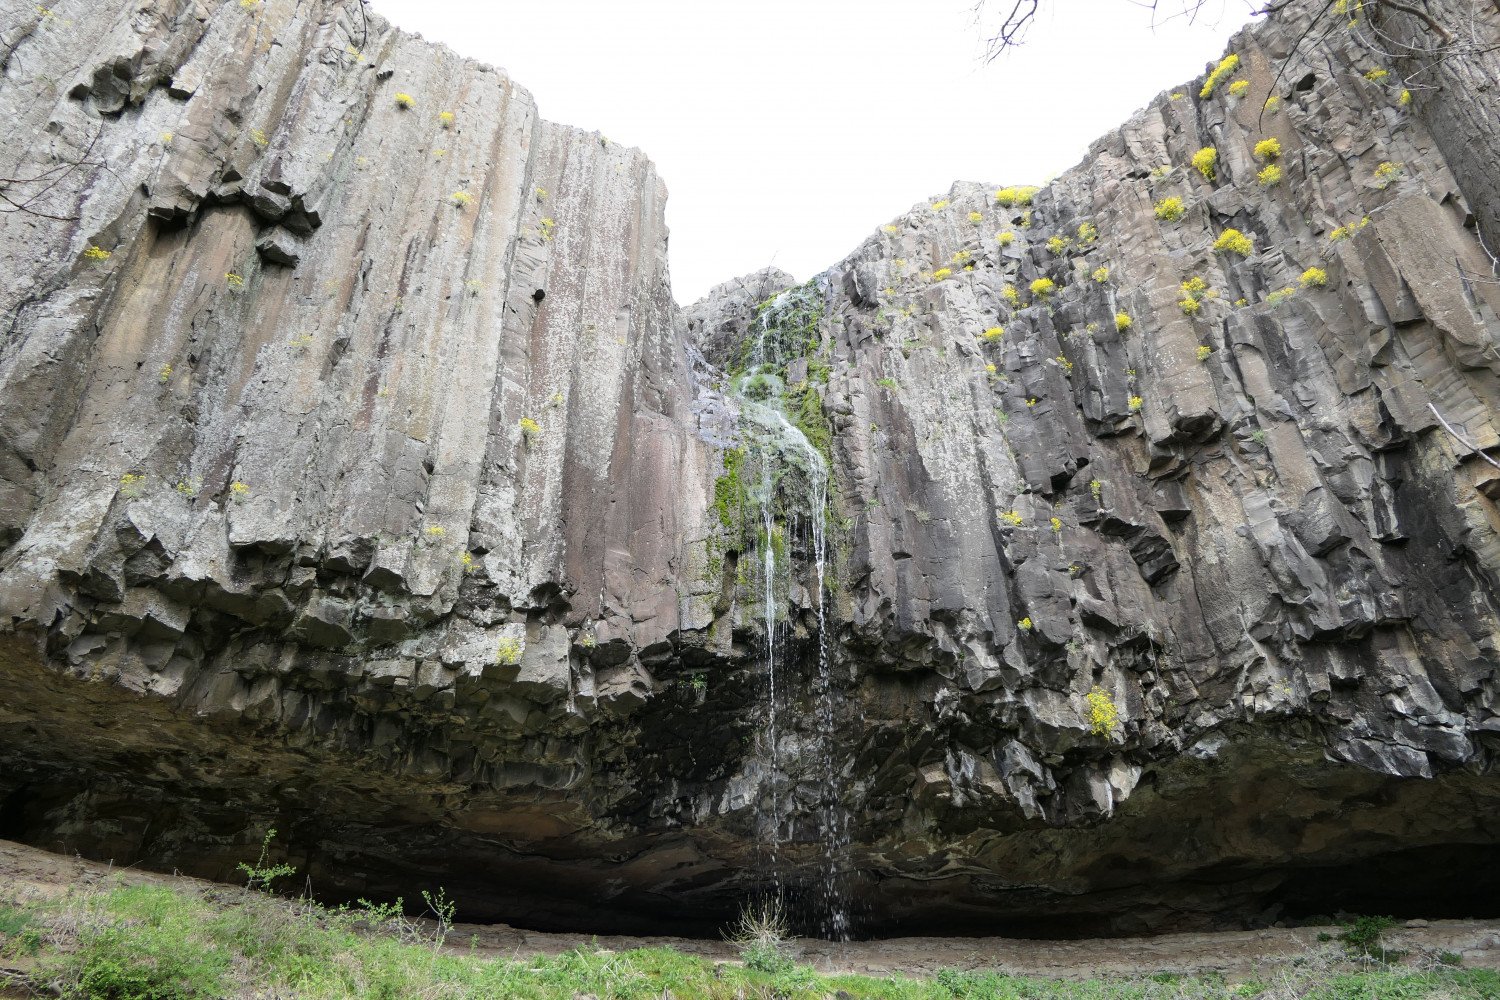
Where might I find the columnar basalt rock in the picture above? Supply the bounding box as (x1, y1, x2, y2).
(3, 0, 1500, 937)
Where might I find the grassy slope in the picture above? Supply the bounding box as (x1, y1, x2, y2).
(2, 882, 1497, 999)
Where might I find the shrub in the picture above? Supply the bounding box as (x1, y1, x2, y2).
(982, 326, 1004, 341)
(424, 525, 446, 538)
(1267, 286, 1297, 306)
(1092, 266, 1109, 283)
(118, 473, 146, 499)
(1339, 915, 1398, 958)
(1300, 266, 1328, 288)
(1115, 311, 1132, 332)
(1128, 395, 1144, 411)
(394, 92, 415, 109)
(1264, 95, 1281, 113)
(438, 110, 455, 127)
(1077, 221, 1098, 243)
(496, 636, 524, 665)
(519, 416, 541, 441)
(229, 481, 250, 503)
(1213, 228, 1254, 256)
(932, 267, 953, 281)
(730, 900, 794, 975)
(451, 191, 473, 209)
(1029, 277, 1056, 298)
(999, 510, 1023, 526)
(225, 272, 245, 289)
(83, 245, 112, 261)
(159, 364, 173, 383)
(994, 185, 1038, 207)
(1017, 617, 1033, 630)
(237, 829, 296, 893)
(1046, 235, 1072, 256)
(1257, 164, 1283, 186)
(1253, 137, 1282, 161)
(930, 199, 949, 211)
(460, 552, 474, 573)
(1364, 67, 1389, 81)
(1374, 161, 1402, 188)
(1002, 284, 1020, 306)
(1180, 297, 1202, 316)
(1197, 344, 1213, 361)
(996, 231, 1015, 246)
(1199, 53, 1241, 99)
(1228, 79, 1250, 98)
(1399, 88, 1412, 106)
(1191, 147, 1218, 181)
(968, 210, 983, 223)
(1154, 196, 1186, 222)
(249, 128, 268, 148)
(1085, 685, 1121, 735)
(539, 217, 556, 240)
(1169, 91, 1186, 101)
(1050, 517, 1063, 533)
(535, 187, 548, 201)
(1330, 216, 1371, 241)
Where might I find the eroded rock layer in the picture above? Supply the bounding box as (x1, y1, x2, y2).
(3, 0, 1500, 937)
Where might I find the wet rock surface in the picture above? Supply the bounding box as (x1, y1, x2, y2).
(3, 0, 1500, 937)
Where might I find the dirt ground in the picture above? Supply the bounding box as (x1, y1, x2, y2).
(4, 838, 1498, 982)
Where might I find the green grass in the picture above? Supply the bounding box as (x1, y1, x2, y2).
(3, 882, 1496, 999)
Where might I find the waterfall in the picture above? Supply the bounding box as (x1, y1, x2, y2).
(725, 281, 850, 939)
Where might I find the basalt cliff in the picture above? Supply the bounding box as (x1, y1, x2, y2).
(3, 0, 1500, 938)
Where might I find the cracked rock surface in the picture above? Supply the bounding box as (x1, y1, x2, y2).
(3, 0, 1500, 937)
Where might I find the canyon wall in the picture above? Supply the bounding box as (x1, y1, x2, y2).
(2, 0, 1500, 936)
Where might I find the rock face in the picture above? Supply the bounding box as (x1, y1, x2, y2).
(4, 0, 1500, 937)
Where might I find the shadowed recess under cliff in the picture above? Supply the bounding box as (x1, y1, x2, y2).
(4, 0, 1500, 938)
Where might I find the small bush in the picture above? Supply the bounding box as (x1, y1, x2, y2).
(728, 900, 793, 975)
(1228, 79, 1250, 98)
(932, 267, 953, 281)
(1002, 284, 1020, 306)
(451, 191, 473, 209)
(1085, 685, 1121, 735)
(1029, 277, 1056, 298)
(1399, 88, 1412, 106)
(999, 510, 1023, 526)
(1129, 394, 1144, 412)
(1154, 196, 1186, 222)
(1265, 95, 1282, 113)
(1046, 235, 1072, 256)
(496, 636, 524, 666)
(1213, 228, 1254, 256)
(1200, 53, 1241, 98)
(438, 110, 455, 127)
(1092, 266, 1109, 283)
(1364, 67, 1389, 81)
(118, 473, 147, 499)
(83, 245, 112, 261)
(930, 199, 950, 211)
(519, 417, 541, 442)
(1258, 164, 1283, 186)
(968, 210, 983, 223)
(996, 230, 1015, 246)
(1191, 147, 1218, 182)
(982, 326, 1004, 342)
(1180, 297, 1202, 316)
(1330, 216, 1371, 241)
(1339, 915, 1399, 958)
(1077, 221, 1098, 243)
(1115, 311, 1132, 332)
(1267, 286, 1297, 306)
(994, 186, 1039, 207)
(1374, 161, 1403, 188)
(229, 481, 250, 503)
(1253, 137, 1282, 161)
(1017, 617, 1033, 631)
(1300, 266, 1328, 288)
(394, 92, 415, 109)
(1197, 345, 1213, 361)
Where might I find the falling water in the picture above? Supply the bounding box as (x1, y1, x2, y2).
(730, 283, 850, 939)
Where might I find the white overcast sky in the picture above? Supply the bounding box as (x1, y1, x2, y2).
(370, 0, 1260, 304)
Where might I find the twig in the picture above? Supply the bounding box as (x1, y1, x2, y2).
(1428, 402, 1500, 472)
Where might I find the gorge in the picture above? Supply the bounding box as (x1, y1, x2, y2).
(3, 0, 1500, 941)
